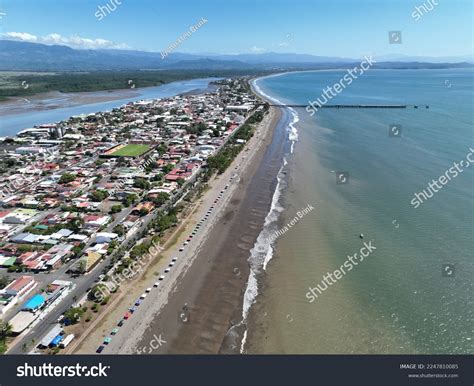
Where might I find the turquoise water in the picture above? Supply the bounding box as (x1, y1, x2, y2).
(247, 69, 473, 354)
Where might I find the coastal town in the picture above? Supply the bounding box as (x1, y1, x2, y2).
(0, 77, 267, 354)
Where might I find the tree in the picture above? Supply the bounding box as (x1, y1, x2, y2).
(176, 178, 185, 187)
(72, 245, 83, 258)
(113, 224, 125, 237)
(64, 307, 84, 324)
(110, 204, 123, 214)
(133, 178, 150, 190)
(151, 192, 170, 207)
(162, 164, 174, 174)
(59, 172, 76, 184)
(67, 218, 83, 233)
(123, 193, 138, 207)
(89, 284, 108, 302)
(90, 190, 109, 202)
(0, 275, 10, 290)
(139, 208, 149, 217)
(78, 258, 87, 274)
(156, 144, 167, 155)
(0, 320, 12, 339)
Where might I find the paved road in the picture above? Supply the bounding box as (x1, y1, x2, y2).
(6, 107, 259, 354)
(6, 205, 146, 353)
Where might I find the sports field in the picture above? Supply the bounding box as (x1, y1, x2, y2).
(109, 144, 151, 157)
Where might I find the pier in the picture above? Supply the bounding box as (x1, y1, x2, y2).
(260, 104, 429, 109)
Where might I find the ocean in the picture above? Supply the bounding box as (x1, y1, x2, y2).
(245, 69, 473, 354)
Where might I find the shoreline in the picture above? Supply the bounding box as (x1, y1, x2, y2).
(0, 78, 215, 121)
(73, 82, 287, 354)
(0, 89, 141, 118)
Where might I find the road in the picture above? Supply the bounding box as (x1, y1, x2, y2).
(6, 106, 260, 354)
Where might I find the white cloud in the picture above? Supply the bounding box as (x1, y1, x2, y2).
(250, 45, 266, 53)
(1, 31, 129, 49)
(3, 32, 38, 42)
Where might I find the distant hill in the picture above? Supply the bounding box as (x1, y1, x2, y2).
(0, 40, 472, 72)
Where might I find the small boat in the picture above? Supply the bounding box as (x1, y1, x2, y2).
(359, 234, 364, 239)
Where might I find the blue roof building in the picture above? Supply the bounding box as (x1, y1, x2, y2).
(50, 334, 63, 347)
(22, 294, 45, 312)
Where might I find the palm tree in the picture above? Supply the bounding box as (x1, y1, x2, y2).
(0, 320, 12, 339)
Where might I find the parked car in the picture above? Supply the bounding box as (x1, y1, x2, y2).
(145, 288, 152, 293)
(124, 311, 131, 319)
(111, 328, 119, 335)
(153, 282, 160, 287)
(96, 345, 105, 353)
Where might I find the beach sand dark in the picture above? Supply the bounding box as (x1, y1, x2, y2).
(134, 106, 289, 354)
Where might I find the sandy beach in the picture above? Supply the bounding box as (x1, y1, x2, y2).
(73, 98, 286, 354)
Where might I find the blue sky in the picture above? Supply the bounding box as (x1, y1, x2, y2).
(0, 0, 472, 57)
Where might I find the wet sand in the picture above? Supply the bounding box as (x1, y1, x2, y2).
(130, 106, 289, 354)
(72, 102, 286, 354)
(0, 89, 141, 117)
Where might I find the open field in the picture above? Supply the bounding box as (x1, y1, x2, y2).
(109, 144, 151, 157)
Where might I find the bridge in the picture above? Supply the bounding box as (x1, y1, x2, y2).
(258, 104, 429, 109)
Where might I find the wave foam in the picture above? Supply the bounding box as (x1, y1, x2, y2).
(239, 77, 301, 352)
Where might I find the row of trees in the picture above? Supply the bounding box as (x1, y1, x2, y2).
(206, 107, 268, 175)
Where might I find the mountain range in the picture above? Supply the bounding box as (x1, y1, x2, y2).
(0, 40, 472, 72)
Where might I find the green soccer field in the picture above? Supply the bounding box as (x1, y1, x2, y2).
(110, 144, 151, 157)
